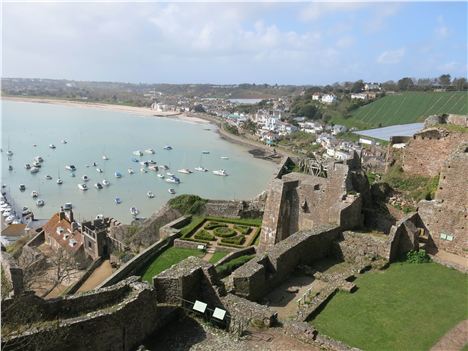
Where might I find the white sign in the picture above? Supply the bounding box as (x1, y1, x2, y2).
(193, 300, 207, 313)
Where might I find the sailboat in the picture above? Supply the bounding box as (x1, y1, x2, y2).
(194, 154, 208, 172)
(57, 169, 63, 185)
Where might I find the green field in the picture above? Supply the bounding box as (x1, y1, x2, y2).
(333, 91, 468, 128)
(312, 262, 468, 351)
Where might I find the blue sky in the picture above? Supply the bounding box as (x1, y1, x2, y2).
(2, 2, 467, 85)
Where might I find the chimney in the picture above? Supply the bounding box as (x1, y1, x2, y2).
(65, 209, 74, 223)
(59, 207, 66, 221)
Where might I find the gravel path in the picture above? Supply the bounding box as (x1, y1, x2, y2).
(431, 320, 468, 351)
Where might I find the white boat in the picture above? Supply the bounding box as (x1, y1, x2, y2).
(5, 216, 14, 224)
(61, 140, 67, 144)
(145, 148, 155, 154)
(45, 175, 52, 180)
(64, 203, 73, 210)
(160, 165, 169, 170)
(92, 162, 98, 167)
(128, 168, 135, 174)
(96, 168, 103, 173)
(32, 161, 41, 168)
(220, 156, 229, 160)
(102, 155, 109, 160)
(115, 197, 122, 205)
(140, 161, 149, 167)
(34, 156, 43, 163)
(194, 167, 208, 172)
(6, 150, 13, 156)
(140, 168, 147, 173)
(49, 144, 56, 149)
(82, 175, 89, 182)
(130, 207, 139, 216)
(65, 165, 76, 171)
(30, 167, 40, 174)
(19, 184, 26, 191)
(213, 169, 228, 176)
(165, 176, 180, 184)
(102, 179, 110, 186)
(168, 188, 176, 194)
(78, 183, 88, 191)
(163, 145, 172, 150)
(157, 173, 165, 179)
(147, 191, 155, 198)
(94, 183, 103, 190)
(147, 160, 157, 165)
(177, 168, 192, 174)
(166, 172, 174, 176)
(115, 171, 122, 178)
(148, 165, 158, 172)
(57, 178, 63, 185)
(133, 150, 143, 156)
(24, 163, 31, 170)
(31, 191, 39, 198)
(36, 199, 45, 207)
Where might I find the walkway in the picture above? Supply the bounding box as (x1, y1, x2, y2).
(431, 320, 468, 351)
(77, 260, 113, 293)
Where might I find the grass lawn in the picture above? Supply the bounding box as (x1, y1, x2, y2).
(141, 247, 205, 282)
(312, 262, 468, 351)
(208, 251, 228, 264)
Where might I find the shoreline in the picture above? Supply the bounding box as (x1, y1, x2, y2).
(1, 96, 210, 124)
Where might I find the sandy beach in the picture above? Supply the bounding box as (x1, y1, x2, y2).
(1, 96, 210, 124)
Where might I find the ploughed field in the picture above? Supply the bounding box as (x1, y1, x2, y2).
(311, 262, 468, 351)
(338, 91, 468, 128)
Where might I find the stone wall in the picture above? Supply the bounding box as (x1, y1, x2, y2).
(0, 252, 24, 295)
(214, 247, 256, 267)
(418, 142, 468, 257)
(334, 231, 390, 264)
(159, 216, 191, 240)
(231, 225, 342, 301)
(387, 213, 422, 261)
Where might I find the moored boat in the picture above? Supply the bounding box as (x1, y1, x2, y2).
(94, 183, 103, 190)
(102, 179, 110, 186)
(157, 173, 165, 179)
(49, 144, 56, 149)
(64, 203, 73, 210)
(147, 191, 155, 198)
(31, 191, 39, 198)
(213, 169, 228, 176)
(102, 155, 109, 160)
(115, 197, 122, 205)
(36, 199, 45, 207)
(30, 167, 40, 174)
(114, 171, 122, 178)
(145, 148, 155, 154)
(194, 166, 208, 172)
(78, 183, 88, 191)
(45, 175, 52, 180)
(24, 163, 31, 170)
(82, 175, 89, 182)
(133, 150, 143, 156)
(19, 184, 26, 191)
(163, 145, 172, 150)
(220, 156, 229, 160)
(128, 168, 135, 174)
(96, 168, 103, 173)
(57, 178, 63, 185)
(168, 188, 176, 194)
(177, 168, 192, 174)
(165, 175, 180, 184)
(65, 165, 76, 171)
(130, 207, 139, 216)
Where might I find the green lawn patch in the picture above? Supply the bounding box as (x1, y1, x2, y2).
(141, 247, 204, 282)
(180, 216, 205, 237)
(312, 262, 468, 351)
(215, 254, 255, 278)
(208, 251, 228, 264)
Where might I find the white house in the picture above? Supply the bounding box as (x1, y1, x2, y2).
(277, 122, 298, 136)
(332, 125, 348, 135)
(321, 94, 337, 104)
(312, 93, 321, 101)
(359, 137, 375, 145)
(364, 83, 381, 91)
(350, 93, 368, 100)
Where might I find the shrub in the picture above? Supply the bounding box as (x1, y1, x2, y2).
(194, 230, 215, 241)
(204, 222, 227, 230)
(406, 250, 431, 264)
(213, 227, 237, 238)
(233, 225, 251, 235)
(216, 254, 255, 277)
(221, 235, 245, 245)
(168, 194, 207, 215)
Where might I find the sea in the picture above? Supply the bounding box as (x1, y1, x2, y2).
(0, 100, 276, 224)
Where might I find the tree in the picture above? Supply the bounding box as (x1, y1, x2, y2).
(397, 77, 415, 91)
(351, 80, 365, 93)
(382, 80, 398, 91)
(242, 119, 257, 134)
(438, 74, 451, 87)
(453, 77, 467, 91)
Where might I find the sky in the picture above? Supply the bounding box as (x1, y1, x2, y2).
(2, 1, 467, 85)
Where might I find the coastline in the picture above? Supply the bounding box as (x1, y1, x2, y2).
(1, 96, 209, 124)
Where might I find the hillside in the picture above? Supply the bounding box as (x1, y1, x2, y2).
(332, 91, 468, 129)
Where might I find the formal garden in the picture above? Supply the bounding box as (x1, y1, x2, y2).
(311, 261, 468, 351)
(178, 216, 262, 249)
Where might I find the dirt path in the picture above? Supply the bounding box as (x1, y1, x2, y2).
(431, 320, 468, 351)
(77, 260, 113, 292)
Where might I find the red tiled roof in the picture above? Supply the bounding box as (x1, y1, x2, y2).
(43, 212, 83, 254)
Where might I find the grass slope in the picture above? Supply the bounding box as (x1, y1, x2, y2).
(337, 92, 468, 128)
(141, 247, 204, 282)
(312, 262, 468, 351)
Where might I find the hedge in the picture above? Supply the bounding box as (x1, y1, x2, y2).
(216, 254, 255, 277)
(205, 216, 262, 227)
(204, 222, 228, 230)
(213, 227, 237, 238)
(221, 235, 245, 245)
(194, 230, 216, 241)
(247, 227, 262, 246)
(233, 225, 251, 235)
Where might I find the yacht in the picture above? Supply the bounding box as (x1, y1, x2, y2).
(202, 151, 210, 154)
(177, 168, 192, 174)
(65, 165, 76, 172)
(6, 150, 13, 156)
(94, 183, 103, 190)
(166, 172, 174, 176)
(57, 178, 63, 185)
(45, 175, 52, 180)
(49, 144, 56, 149)
(220, 156, 229, 160)
(114, 197, 122, 205)
(19, 184, 26, 191)
(140, 168, 147, 173)
(114, 171, 122, 178)
(130, 207, 139, 216)
(194, 167, 208, 172)
(147, 191, 155, 198)
(145, 148, 155, 154)
(160, 165, 169, 170)
(36, 199, 45, 207)
(102, 179, 110, 186)
(96, 168, 103, 173)
(163, 145, 172, 150)
(157, 173, 165, 179)
(168, 188, 176, 194)
(102, 155, 109, 160)
(64, 203, 73, 210)
(128, 168, 135, 174)
(61, 140, 67, 144)
(133, 150, 143, 156)
(82, 175, 89, 182)
(31, 191, 39, 198)
(34, 156, 43, 163)
(78, 183, 88, 191)
(30, 167, 40, 174)
(32, 161, 41, 168)
(148, 165, 158, 172)
(165, 175, 180, 184)
(213, 169, 228, 176)
(140, 161, 149, 167)
(24, 163, 31, 170)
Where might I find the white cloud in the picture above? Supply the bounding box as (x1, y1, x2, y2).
(300, 2, 366, 21)
(336, 36, 355, 49)
(377, 48, 405, 64)
(434, 16, 450, 39)
(365, 3, 401, 32)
